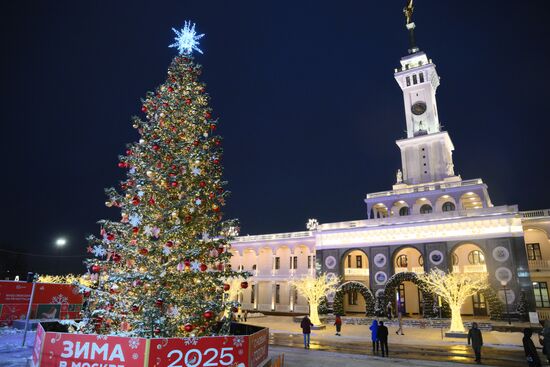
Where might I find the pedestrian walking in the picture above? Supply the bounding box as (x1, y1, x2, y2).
(386, 302, 392, 320)
(300, 315, 314, 349)
(369, 319, 379, 354)
(334, 314, 342, 336)
(539, 320, 550, 364)
(467, 322, 483, 364)
(523, 328, 541, 367)
(243, 309, 248, 322)
(395, 303, 404, 335)
(378, 320, 389, 357)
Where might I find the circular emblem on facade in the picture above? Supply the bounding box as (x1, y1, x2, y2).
(492, 246, 510, 262)
(429, 250, 444, 265)
(498, 289, 515, 305)
(324, 256, 337, 270)
(375, 289, 384, 298)
(495, 267, 513, 284)
(326, 272, 337, 282)
(375, 271, 387, 285)
(374, 254, 387, 268)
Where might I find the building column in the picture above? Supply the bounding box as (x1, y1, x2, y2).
(290, 284, 295, 312)
(253, 282, 259, 310)
(271, 281, 276, 311)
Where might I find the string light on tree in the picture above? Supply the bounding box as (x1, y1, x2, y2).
(420, 269, 488, 333)
(290, 273, 339, 326)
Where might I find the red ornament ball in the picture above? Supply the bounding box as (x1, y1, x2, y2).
(83, 290, 91, 297)
(141, 106, 147, 113)
(170, 181, 178, 187)
(223, 284, 230, 292)
(118, 162, 127, 168)
(205, 112, 211, 119)
(240, 281, 249, 289)
(132, 227, 139, 234)
(106, 233, 115, 241)
(152, 144, 160, 151)
(131, 305, 139, 313)
(139, 248, 149, 255)
(200, 263, 208, 272)
(132, 196, 140, 205)
(165, 241, 174, 248)
(184, 323, 193, 332)
(154, 327, 161, 335)
(90, 265, 100, 273)
(112, 253, 122, 263)
(185, 99, 191, 105)
(155, 298, 164, 307)
(184, 259, 191, 267)
(203, 310, 213, 320)
(148, 197, 155, 205)
(199, 181, 206, 187)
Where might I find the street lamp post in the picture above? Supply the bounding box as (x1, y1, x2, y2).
(500, 280, 512, 325)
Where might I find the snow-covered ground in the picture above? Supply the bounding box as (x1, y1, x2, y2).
(0, 327, 34, 367)
(247, 316, 532, 350)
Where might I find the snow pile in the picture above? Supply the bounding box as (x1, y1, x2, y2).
(0, 328, 34, 367)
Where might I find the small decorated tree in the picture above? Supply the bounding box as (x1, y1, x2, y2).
(80, 21, 247, 338)
(290, 273, 339, 325)
(420, 269, 488, 333)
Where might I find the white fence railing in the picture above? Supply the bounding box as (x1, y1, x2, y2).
(521, 209, 550, 219)
(453, 265, 487, 273)
(344, 268, 370, 276)
(395, 267, 424, 275)
(529, 260, 550, 270)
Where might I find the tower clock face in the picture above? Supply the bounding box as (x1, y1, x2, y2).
(411, 101, 427, 115)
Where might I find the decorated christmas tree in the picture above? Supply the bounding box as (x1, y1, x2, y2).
(80, 21, 246, 338)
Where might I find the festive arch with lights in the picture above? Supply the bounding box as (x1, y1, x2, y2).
(333, 281, 375, 316)
(383, 272, 438, 318)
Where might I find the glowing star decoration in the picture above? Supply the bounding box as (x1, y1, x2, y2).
(169, 21, 205, 55)
(306, 218, 319, 231)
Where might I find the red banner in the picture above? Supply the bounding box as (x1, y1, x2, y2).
(248, 328, 269, 367)
(34, 325, 148, 367)
(0, 281, 83, 325)
(33, 324, 270, 367)
(149, 334, 249, 367)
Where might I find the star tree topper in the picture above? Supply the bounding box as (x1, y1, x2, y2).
(169, 21, 205, 55)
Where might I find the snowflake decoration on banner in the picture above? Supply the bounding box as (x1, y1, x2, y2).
(129, 214, 142, 227)
(132, 353, 139, 360)
(183, 336, 199, 346)
(169, 21, 205, 55)
(92, 245, 107, 257)
(128, 338, 140, 350)
(51, 294, 68, 305)
(96, 335, 108, 341)
(232, 336, 244, 347)
(190, 260, 201, 272)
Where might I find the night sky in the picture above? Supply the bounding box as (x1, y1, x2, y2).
(1, 1, 549, 275)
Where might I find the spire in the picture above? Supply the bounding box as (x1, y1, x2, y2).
(403, 0, 419, 54)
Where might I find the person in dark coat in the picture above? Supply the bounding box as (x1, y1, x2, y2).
(377, 320, 389, 357)
(369, 319, 379, 354)
(300, 315, 314, 349)
(539, 320, 550, 364)
(334, 314, 342, 336)
(386, 302, 392, 320)
(467, 322, 483, 364)
(523, 328, 542, 367)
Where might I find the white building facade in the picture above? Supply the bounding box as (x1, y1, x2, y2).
(229, 16, 550, 319)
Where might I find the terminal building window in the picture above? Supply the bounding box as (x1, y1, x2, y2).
(533, 282, 550, 308)
(527, 243, 542, 261)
